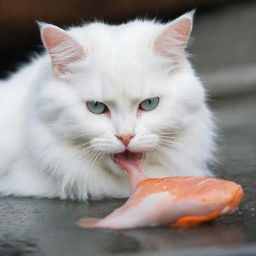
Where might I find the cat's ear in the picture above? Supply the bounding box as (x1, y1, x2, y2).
(39, 23, 85, 75)
(153, 11, 194, 64)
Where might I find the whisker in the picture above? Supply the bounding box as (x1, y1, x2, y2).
(160, 133, 179, 136)
(158, 137, 184, 149)
(79, 141, 91, 147)
(149, 146, 179, 176)
(93, 151, 104, 165)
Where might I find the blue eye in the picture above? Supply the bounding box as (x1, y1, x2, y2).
(139, 97, 159, 111)
(87, 101, 108, 114)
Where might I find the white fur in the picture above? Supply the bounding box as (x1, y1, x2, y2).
(0, 14, 216, 200)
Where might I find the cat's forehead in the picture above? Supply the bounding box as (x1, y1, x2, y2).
(69, 20, 164, 63)
(69, 21, 168, 102)
(76, 65, 162, 103)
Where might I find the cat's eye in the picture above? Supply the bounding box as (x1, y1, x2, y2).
(87, 101, 108, 114)
(139, 97, 159, 111)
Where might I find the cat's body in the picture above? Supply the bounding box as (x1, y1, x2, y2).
(0, 13, 215, 200)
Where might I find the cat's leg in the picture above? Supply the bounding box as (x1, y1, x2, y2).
(0, 159, 60, 198)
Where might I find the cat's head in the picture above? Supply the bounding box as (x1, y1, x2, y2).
(37, 11, 206, 173)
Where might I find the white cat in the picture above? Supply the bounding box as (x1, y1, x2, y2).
(0, 12, 215, 200)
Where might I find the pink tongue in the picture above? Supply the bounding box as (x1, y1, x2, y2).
(114, 151, 147, 190)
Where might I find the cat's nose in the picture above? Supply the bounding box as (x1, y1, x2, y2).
(116, 134, 135, 147)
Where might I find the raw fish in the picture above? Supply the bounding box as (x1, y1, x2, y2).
(77, 151, 243, 229)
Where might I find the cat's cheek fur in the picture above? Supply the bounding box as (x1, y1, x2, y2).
(35, 81, 111, 144)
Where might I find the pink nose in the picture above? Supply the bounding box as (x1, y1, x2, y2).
(116, 134, 135, 146)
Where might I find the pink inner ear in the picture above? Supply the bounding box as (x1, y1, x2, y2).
(171, 19, 192, 48)
(41, 26, 85, 74)
(43, 28, 72, 50)
(154, 17, 192, 62)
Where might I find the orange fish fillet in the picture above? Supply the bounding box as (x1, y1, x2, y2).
(77, 152, 243, 230)
(77, 176, 243, 229)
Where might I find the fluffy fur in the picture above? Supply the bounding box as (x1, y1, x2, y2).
(0, 12, 215, 200)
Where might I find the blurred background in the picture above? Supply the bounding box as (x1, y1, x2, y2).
(0, 0, 256, 97)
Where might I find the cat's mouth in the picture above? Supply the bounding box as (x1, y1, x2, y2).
(113, 150, 142, 173)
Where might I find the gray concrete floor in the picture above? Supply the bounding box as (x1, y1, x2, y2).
(1, 92, 256, 256)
